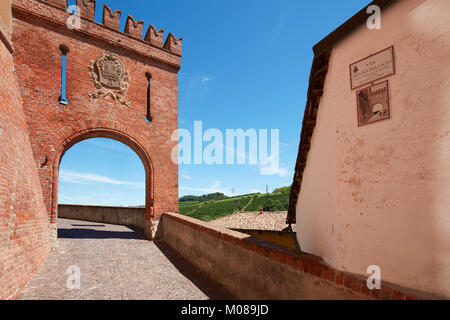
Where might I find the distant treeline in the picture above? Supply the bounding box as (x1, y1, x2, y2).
(179, 186, 291, 204)
(179, 192, 228, 203)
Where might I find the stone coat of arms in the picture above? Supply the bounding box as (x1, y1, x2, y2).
(88, 51, 131, 107)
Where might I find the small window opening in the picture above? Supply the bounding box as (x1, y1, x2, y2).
(145, 72, 152, 123)
(58, 44, 70, 105)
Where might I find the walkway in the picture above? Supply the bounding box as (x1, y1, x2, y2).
(17, 219, 233, 300)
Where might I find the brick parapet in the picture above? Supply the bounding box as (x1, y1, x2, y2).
(162, 212, 442, 300)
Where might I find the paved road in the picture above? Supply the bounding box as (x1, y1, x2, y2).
(17, 219, 233, 300)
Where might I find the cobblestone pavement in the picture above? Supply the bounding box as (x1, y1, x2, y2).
(17, 219, 234, 300)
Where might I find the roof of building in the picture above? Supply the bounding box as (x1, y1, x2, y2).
(211, 211, 296, 232)
(286, 0, 396, 224)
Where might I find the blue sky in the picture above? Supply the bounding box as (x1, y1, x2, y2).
(59, 0, 370, 206)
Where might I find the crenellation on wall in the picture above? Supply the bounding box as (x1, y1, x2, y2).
(12, 0, 182, 67)
(102, 4, 121, 31)
(76, 0, 96, 21)
(145, 25, 164, 48)
(124, 15, 144, 40)
(163, 33, 182, 56)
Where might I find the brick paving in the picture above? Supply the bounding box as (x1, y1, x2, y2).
(17, 219, 233, 300)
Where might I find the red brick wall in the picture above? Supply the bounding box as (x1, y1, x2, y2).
(11, 0, 181, 239)
(0, 20, 51, 299)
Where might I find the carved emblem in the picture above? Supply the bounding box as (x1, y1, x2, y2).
(88, 51, 131, 107)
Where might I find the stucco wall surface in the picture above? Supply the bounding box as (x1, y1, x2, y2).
(296, 0, 450, 298)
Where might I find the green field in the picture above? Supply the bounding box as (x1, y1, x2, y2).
(244, 193, 289, 212)
(179, 188, 290, 222)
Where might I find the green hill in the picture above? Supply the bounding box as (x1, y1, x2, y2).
(178, 187, 290, 222)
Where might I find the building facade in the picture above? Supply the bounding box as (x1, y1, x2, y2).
(289, 0, 450, 298)
(0, 0, 181, 299)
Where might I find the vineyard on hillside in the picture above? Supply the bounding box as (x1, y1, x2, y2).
(178, 187, 290, 222)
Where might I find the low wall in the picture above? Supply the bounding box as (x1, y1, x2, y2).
(160, 212, 432, 300)
(58, 205, 145, 229)
(233, 229, 297, 250)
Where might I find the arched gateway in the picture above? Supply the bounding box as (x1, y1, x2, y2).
(11, 0, 182, 245)
(50, 122, 155, 241)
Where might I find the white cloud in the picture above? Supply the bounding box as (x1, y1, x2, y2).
(201, 76, 214, 82)
(59, 170, 144, 188)
(258, 154, 293, 177)
(260, 165, 292, 177)
(182, 173, 192, 180)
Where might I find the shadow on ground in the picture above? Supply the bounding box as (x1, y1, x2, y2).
(154, 240, 236, 300)
(58, 227, 145, 240)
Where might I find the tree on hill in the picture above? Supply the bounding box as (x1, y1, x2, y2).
(262, 199, 276, 212)
(273, 186, 291, 194)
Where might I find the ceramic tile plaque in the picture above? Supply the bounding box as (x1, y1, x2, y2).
(356, 81, 390, 126)
(350, 46, 395, 90)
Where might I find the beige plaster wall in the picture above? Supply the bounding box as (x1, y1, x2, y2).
(296, 0, 450, 298)
(296, 63, 338, 267)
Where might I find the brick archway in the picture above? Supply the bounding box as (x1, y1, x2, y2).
(11, 0, 181, 249)
(49, 120, 155, 242)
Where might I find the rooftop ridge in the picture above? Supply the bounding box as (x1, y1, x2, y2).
(27, 0, 182, 56)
